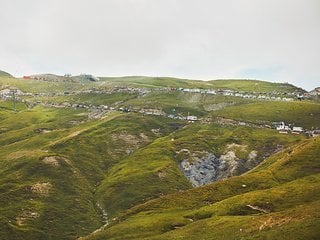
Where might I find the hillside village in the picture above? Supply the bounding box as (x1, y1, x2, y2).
(1, 82, 318, 136)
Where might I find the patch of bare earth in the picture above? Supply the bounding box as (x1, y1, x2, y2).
(43, 156, 60, 167)
(151, 128, 161, 136)
(30, 182, 52, 196)
(227, 143, 247, 152)
(157, 170, 167, 180)
(139, 133, 149, 141)
(258, 216, 292, 231)
(112, 131, 150, 146)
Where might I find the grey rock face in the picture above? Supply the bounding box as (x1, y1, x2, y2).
(179, 152, 245, 187)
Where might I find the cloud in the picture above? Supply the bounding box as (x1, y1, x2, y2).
(0, 0, 319, 90)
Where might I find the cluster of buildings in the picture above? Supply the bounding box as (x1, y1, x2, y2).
(175, 88, 299, 101)
(274, 122, 304, 134)
(0, 88, 22, 100)
(167, 114, 198, 122)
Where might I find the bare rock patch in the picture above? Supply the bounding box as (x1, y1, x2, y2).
(43, 156, 60, 167)
(30, 182, 52, 195)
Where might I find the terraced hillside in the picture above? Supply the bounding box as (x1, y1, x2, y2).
(0, 71, 319, 240)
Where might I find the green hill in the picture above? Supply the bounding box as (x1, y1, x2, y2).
(100, 76, 304, 93)
(0, 71, 319, 240)
(0, 74, 305, 93)
(0, 70, 13, 78)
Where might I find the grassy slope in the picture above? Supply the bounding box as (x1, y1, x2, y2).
(0, 105, 188, 239)
(83, 137, 320, 240)
(121, 91, 253, 116)
(94, 122, 304, 219)
(0, 105, 306, 239)
(211, 101, 320, 129)
(30, 92, 140, 106)
(0, 73, 317, 240)
(0, 75, 96, 93)
(207, 79, 302, 92)
(101, 77, 304, 93)
(0, 107, 102, 239)
(0, 74, 303, 93)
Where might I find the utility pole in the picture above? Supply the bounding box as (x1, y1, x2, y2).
(10, 89, 17, 112)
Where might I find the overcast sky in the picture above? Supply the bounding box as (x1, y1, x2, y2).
(0, 0, 319, 90)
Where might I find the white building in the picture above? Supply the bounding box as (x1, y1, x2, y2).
(186, 115, 198, 121)
(292, 127, 304, 134)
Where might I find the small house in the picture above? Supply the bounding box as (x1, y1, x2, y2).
(292, 127, 304, 134)
(276, 122, 290, 134)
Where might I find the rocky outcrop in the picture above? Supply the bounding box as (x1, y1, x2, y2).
(180, 154, 221, 187)
(179, 150, 257, 187)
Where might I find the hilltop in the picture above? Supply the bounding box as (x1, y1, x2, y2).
(1, 69, 306, 94)
(0, 70, 319, 239)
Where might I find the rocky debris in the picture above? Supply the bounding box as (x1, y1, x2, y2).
(180, 154, 220, 187)
(91, 203, 109, 235)
(248, 150, 258, 160)
(139, 133, 149, 141)
(30, 182, 52, 195)
(151, 128, 161, 136)
(218, 151, 243, 179)
(227, 143, 247, 152)
(157, 170, 167, 180)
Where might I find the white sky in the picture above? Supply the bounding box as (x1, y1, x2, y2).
(0, 0, 319, 90)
